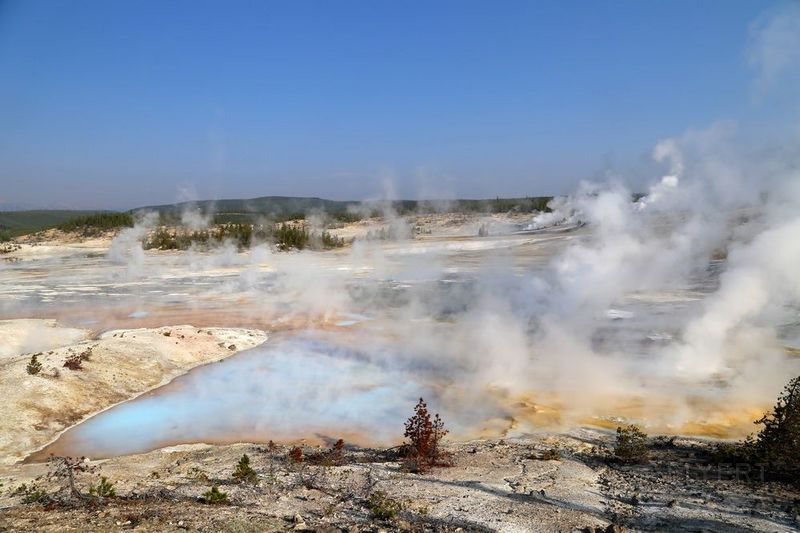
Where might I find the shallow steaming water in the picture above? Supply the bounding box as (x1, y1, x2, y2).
(32, 333, 485, 459)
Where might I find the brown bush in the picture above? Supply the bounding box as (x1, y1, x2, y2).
(403, 397, 449, 473)
(63, 354, 82, 370)
(331, 438, 345, 464)
(309, 439, 346, 466)
(287, 446, 304, 464)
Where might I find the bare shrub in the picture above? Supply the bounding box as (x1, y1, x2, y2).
(48, 456, 91, 501)
(200, 485, 228, 505)
(263, 440, 279, 484)
(46, 456, 115, 504)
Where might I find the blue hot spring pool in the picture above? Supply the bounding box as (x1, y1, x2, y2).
(30, 333, 478, 460)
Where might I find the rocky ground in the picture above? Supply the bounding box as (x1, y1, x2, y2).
(1, 430, 798, 532)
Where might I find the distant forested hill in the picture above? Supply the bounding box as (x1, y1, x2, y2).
(0, 196, 557, 239)
(136, 195, 553, 224)
(136, 196, 358, 222)
(0, 210, 99, 239)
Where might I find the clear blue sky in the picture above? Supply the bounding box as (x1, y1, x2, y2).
(0, 0, 791, 209)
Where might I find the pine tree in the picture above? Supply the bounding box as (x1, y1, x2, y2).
(403, 398, 448, 472)
(751, 375, 800, 481)
(26, 354, 42, 375)
(614, 425, 649, 463)
(232, 453, 257, 483)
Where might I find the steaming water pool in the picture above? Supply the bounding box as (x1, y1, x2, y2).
(30, 333, 489, 460)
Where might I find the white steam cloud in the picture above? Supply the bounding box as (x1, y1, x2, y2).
(747, 2, 800, 92)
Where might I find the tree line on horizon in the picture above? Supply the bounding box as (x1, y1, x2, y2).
(0, 193, 657, 241)
(143, 222, 346, 251)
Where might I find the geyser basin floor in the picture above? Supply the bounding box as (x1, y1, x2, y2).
(7, 219, 800, 463)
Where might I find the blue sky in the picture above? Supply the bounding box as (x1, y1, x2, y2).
(0, 0, 793, 209)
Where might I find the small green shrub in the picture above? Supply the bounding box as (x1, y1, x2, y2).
(26, 353, 43, 375)
(13, 483, 49, 504)
(368, 490, 402, 520)
(88, 476, 116, 499)
(232, 453, 258, 484)
(614, 425, 649, 463)
(201, 485, 229, 505)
